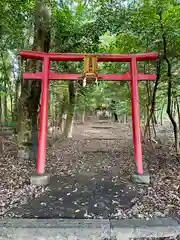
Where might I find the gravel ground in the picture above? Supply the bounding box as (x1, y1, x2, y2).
(0, 121, 180, 239)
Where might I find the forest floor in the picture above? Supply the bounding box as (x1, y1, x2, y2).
(0, 120, 180, 238)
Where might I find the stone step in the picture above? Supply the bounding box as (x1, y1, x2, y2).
(0, 217, 180, 240)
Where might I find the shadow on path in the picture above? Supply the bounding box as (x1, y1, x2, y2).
(10, 174, 146, 219)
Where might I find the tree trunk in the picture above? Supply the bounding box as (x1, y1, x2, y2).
(4, 96, 7, 123)
(176, 98, 180, 131)
(55, 92, 60, 124)
(0, 95, 2, 125)
(59, 94, 68, 129)
(17, 0, 51, 161)
(13, 58, 22, 124)
(16, 57, 28, 141)
(64, 81, 76, 138)
(144, 56, 161, 139)
(144, 82, 151, 141)
(153, 113, 157, 125)
(81, 108, 86, 124)
(159, 10, 179, 153)
(160, 103, 165, 125)
(0, 52, 15, 124)
(146, 103, 151, 141)
(144, 104, 147, 124)
(166, 74, 179, 153)
(151, 113, 157, 139)
(10, 95, 13, 121)
(0, 52, 11, 124)
(172, 100, 176, 119)
(123, 114, 127, 124)
(30, 0, 51, 161)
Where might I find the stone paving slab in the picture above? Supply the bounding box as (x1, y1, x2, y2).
(110, 217, 180, 239)
(0, 219, 110, 240)
(1, 218, 180, 240)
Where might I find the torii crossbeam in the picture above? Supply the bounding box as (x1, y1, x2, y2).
(19, 50, 159, 185)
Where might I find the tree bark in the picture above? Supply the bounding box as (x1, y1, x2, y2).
(64, 81, 76, 138)
(160, 103, 165, 125)
(0, 52, 13, 124)
(176, 98, 180, 131)
(123, 114, 127, 124)
(159, 10, 179, 153)
(30, 0, 51, 161)
(144, 58, 161, 139)
(81, 108, 86, 124)
(17, 0, 51, 161)
(0, 95, 2, 125)
(144, 81, 151, 141)
(152, 113, 157, 139)
(13, 57, 23, 125)
(4, 86, 7, 123)
(166, 68, 179, 153)
(143, 104, 147, 124)
(59, 94, 68, 129)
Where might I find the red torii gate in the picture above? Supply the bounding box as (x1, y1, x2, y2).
(19, 50, 159, 185)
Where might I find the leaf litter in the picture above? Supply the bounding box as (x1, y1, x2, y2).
(0, 122, 180, 239)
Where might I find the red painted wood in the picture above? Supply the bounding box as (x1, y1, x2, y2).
(130, 57, 143, 175)
(19, 50, 159, 62)
(23, 72, 157, 81)
(36, 57, 50, 175)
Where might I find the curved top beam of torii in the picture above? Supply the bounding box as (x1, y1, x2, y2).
(19, 50, 159, 62)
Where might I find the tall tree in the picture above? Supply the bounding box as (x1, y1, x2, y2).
(17, 0, 51, 160)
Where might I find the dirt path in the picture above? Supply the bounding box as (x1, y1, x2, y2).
(1, 121, 180, 222)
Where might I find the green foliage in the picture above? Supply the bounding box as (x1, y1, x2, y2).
(0, 0, 180, 122)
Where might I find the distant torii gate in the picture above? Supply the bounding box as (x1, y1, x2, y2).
(19, 51, 159, 185)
